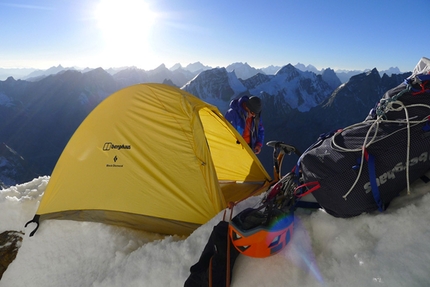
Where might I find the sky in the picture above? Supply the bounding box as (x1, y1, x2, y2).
(1, 174, 430, 286)
(0, 0, 428, 72)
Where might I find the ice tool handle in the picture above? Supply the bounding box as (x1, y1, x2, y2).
(266, 141, 301, 156)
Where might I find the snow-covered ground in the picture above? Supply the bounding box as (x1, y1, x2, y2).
(1, 174, 430, 287)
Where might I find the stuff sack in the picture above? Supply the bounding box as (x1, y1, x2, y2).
(298, 66, 430, 218)
(184, 221, 240, 287)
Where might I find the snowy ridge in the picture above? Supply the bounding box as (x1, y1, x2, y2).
(182, 64, 336, 113)
(226, 62, 265, 80)
(249, 64, 333, 112)
(227, 69, 247, 94)
(181, 68, 247, 113)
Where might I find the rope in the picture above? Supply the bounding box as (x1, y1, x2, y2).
(386, 101, 412, 195)
(339, 99, 430, 200)
(340, 119, 381, 199)
(376, 85, 412, 118)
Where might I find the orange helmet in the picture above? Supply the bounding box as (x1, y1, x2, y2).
(229, 207, 294, 258)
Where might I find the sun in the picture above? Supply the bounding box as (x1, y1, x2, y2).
(95, 0, 156, 67)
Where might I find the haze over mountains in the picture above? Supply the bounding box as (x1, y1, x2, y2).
(0, 61, 403, 83)
(0, 61, 411, 187)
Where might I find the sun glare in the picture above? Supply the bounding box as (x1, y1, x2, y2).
(95, 0, 156, 67)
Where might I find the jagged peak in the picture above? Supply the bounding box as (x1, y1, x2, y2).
(84, 67, 111, 76)
(228, 62, 250, 67)
(276, 64, 299, 76)
(322, 67, 334, 73)
(154, 64, 167, 71)
(198, 67, 227, 78)
(367, 67, 379, 74)
(184, 62, 209, 73)
(169, 63, 182, 71)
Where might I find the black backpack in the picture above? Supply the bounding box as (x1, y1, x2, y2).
(297, 72, 430, 218)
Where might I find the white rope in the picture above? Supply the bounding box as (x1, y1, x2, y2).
(339, 100, 430, 200)
(387, 101, 412, 195)
(339, 118, 382, 199)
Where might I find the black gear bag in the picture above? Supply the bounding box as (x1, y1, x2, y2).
(297, 69, 430, 218)
(184, 221, 240, 287)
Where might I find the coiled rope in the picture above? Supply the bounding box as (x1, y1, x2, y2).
(333, 91, 430, 200)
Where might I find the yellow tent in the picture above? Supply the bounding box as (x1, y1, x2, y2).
(27, 83, 271, 236)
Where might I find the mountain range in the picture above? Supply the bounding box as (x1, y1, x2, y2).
(0, 62, 411, 187)
(0, 61, 403, 83)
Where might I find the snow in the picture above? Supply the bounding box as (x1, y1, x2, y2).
(1, 174, 430, 287)
(227, 70, 247, 94)
(249, 68, 330, 112)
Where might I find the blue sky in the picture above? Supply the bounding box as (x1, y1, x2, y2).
(1, 0, 428, 72)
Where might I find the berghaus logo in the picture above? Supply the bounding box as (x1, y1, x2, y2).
(103, 142, 131, 151)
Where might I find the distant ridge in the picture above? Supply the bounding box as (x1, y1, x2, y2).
(0, 62, 407, 83)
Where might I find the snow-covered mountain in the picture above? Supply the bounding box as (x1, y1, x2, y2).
(184, 62, 212, 73)
(23, 64, 75, 81)
(226, 62, 265, 80)
(380, 66, 402, 76)
(181, 68, 247, 112)
(293, 63, 403, 84)
(182, 64, 338, 114)
(113, 64, 196, 88)
(255, 68, 412, 172)
(252, 64, 336, 112)
(0, 62, 406, 84)
(294, 62, 320, 74)
(261, 65, 281, 75)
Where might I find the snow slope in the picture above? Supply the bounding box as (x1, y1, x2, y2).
(1, 173, 430, 287)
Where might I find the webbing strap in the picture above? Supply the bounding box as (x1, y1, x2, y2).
(295, 181, 320, 198)
(366, 152, 384, 212)
(293, 181, 321, 209)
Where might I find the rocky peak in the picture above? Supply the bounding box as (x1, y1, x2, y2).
(185, 62, 209, 73)
(182, 68, 246, 109)
(5, 76, 15, 83)
(226, 62, 264, 80)
(276, 64, 299, 77)
(240, 73, 273, 90)
(321, 68, 342, 90)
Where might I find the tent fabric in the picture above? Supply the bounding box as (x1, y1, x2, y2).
(35, 83, 271, 236)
